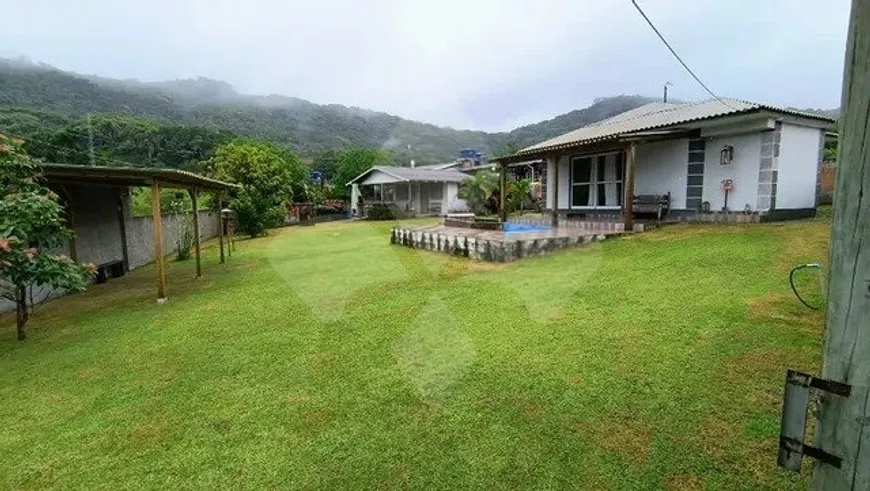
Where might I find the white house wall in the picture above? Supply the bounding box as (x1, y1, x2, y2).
(635, 139, 689, 208)
(361, 170, 404, 185)
(445, 182, 469, 212)
(702, 132, 762, 212)
(777, 123, 824, 209)
(544, 119, 823, 214)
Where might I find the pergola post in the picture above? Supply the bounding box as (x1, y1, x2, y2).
(218, 196, 226, 265)
(624, 143, 637, 231)
(499, 162, 508, 223)
(117, 190, 130, 271)
(64, 190, 78, 262)
(551, 154, 560, 227)
(151, 180, 167, 303)
(189, 187, 202, 278)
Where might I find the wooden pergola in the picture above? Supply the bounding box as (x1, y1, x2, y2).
(41, 164, 238, 304)
(493, 128, 699, 230)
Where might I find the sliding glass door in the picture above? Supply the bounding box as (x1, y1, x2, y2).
(570, 152, 625, 209)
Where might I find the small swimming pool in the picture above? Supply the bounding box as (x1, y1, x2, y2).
(503, 222, 551, 233)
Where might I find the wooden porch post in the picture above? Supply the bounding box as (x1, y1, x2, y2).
(218, 196, 225, 265)
(812, 1, 870, 487)
(551, 155, 560, 227)
(151, 180, 167, 303)
(499, 162, 508, 222)
(624, 143, 637, 231)
(189, 187, 202, 278)
(408, 182, 412, 212)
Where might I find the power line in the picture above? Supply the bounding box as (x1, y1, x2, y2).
(630, 0, 732, 108)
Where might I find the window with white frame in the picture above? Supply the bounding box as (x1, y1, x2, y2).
(570, 152, 624, 208)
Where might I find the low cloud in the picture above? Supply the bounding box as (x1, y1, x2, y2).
(1, 0, 850, 131)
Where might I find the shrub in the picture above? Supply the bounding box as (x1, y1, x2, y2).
(176, 216, 194, 261)
(233, 189, 286, 237)
(367, 203, 396, 220)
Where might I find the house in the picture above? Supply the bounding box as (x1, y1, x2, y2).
(494, 98, 836, 224)
(347, 166, 470, 216)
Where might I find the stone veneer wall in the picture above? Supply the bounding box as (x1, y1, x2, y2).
(390, 227, 613, 262)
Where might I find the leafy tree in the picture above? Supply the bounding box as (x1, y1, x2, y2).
(0, 135, 94, 340)
(204, 139, 308, 236)
(331, 148, 392, 199)
(458, 171, 500, 215)
(231, 188, 288, 237)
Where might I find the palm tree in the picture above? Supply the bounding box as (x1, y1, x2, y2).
(507, 178, 533, 213)
(458, 171, 500, 214)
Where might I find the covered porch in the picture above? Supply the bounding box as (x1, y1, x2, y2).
(347, 166, 469, 217)
(364, 181, 449, 215)
(494, 131, 697, 231)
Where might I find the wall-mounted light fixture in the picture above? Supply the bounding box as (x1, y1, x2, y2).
(720, 145, 734, 165)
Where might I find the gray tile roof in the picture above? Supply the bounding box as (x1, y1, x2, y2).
(416, 161, 459, 170)
(349, 166, 470, 185)
(516, 98, 836, 156)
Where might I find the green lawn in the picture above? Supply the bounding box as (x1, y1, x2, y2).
(0, 215, 831, 490)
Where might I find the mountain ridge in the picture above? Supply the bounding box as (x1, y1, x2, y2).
(0, 57, 838, 166)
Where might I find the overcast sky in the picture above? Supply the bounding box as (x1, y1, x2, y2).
(0, 0, 851, 132)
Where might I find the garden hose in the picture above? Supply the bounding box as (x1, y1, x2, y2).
(789, 263, 824, 310)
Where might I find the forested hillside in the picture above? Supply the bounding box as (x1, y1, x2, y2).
(10, 57, 826, 170)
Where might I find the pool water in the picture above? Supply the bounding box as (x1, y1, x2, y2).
(503, 222, 552, 233)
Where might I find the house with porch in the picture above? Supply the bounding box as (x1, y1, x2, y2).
(348, 166, 470, 217)
(494, 98, 835, 227)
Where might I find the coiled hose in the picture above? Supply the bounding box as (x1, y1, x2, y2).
(789, 263, 824, 310)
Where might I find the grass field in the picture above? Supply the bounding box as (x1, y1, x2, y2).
(0, 214, 831, 490)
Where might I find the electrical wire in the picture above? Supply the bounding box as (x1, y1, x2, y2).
(630, 0, 733, 109)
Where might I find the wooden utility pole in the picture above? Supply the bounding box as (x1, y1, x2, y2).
(813, 1, 870, 488)
(151, 180, 167, 303)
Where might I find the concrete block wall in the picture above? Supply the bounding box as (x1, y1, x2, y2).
(126, 211, 220, 270)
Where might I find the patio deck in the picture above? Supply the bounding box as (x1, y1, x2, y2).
(391, 220, 625, 262)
